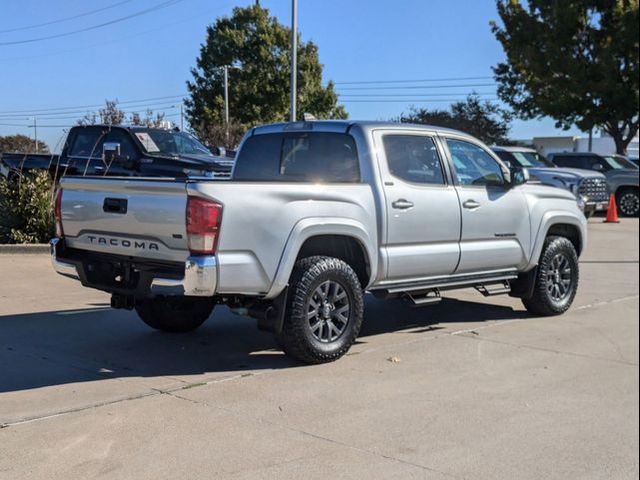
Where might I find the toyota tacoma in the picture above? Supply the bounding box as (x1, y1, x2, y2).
(51, 121, 587, 363)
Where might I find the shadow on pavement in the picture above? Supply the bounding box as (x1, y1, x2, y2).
(0, 295, 526, 393)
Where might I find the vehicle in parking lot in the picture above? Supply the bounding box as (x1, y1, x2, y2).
(492, 146, 609, 217)
(548, 152, 640, 217)
(0, 125, 234, 181)
(51, 121, 587, 363)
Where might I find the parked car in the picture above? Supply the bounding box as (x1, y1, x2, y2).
(51, 121, 587, 363)
(548, 152, 640, 217)
(492, 146, 609, 217)
(0, 125, 234, 181)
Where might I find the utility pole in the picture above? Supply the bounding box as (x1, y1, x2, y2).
(180, 104, 184, 131)
(290, 0, 298, 122)
(223, 65, 230, 142)
(33, 117, 38, 153)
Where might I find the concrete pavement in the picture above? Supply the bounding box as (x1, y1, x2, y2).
(0, 218, 638, 479)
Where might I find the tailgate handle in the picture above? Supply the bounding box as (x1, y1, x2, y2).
(103, 198, 128, 214)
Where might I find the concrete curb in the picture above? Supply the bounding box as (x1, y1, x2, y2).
(0, 244, 50, 255)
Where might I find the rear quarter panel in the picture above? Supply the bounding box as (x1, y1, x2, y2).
(188, 182, 377, 296)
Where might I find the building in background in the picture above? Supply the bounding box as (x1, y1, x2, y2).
(531, 131, 639, 159)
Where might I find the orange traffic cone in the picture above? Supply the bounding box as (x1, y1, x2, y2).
(604, 193, 620, 223)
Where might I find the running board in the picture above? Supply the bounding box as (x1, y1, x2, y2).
(380, 271, 519, 295)
(475, 281, 512, 297)
(406, 290, 442, 306)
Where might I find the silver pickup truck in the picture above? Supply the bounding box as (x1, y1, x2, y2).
(51, 121, 587, 363)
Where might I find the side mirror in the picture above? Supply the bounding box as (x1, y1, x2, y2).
(592, 163, 604, 171)
(103, 142, 121, 164)
(509, 166, 529, 187)
(213, 146, 227, 157)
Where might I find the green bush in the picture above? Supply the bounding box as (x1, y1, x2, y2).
(0, 171, 55, 244)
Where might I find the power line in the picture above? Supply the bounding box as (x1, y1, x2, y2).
(0, 0, 187, 46)
(334, 76, 494, 85)
(341, 97, 498, 103)
(0, 2, 235, 63)
(0, 0, 134, 34)
(0, 95, 187, 115)
(338, 92, 496, 98)
(4, 105, 182, 122)
(337, 83, 496, 91)
(0, 103, 182, 120)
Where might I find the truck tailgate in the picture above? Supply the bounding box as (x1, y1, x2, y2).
(60, 177, 189, 262)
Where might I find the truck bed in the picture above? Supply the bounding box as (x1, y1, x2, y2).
(58, 175, 378, 296)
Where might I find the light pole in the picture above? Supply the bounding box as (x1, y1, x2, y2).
(290, 0, 298, 122)
(223, 65, 230, 141)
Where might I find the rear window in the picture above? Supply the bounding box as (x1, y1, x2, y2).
(69, 129, 137, 159)
(233, 132, 360, 182)
(553, 155, 589, 169)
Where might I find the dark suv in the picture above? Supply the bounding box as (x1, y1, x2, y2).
(549, 152, 639, 217)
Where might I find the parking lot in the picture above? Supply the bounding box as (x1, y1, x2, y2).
(0, 217, 638, 480)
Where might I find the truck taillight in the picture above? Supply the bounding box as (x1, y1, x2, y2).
(54, 188, 64, 237)
(186, 196, 223, 255)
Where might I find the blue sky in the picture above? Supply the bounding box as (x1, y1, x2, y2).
(0, 0, 580, 151)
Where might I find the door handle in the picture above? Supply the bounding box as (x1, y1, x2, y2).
(463, 199, 481, 209)
(392, 199, 414, 210)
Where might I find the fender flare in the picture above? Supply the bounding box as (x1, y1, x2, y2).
(525, 211, 587, 271)
(264, 217, 377, 299)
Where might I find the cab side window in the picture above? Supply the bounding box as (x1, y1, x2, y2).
(382, 135, 445, 185)
(69, 129, 137, 159)
(102, 130, 138, 159)
(68, 130, 103, 157)
(446, 138, 505, 186)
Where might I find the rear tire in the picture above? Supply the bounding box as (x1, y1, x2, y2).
(522, 236, 579, 316)
(135, 297, 215, 333)
(276, 256, 364, 364)
(616, 188, 640, 217)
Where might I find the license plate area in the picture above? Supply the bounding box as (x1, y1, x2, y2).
(84, 259, 140, 290)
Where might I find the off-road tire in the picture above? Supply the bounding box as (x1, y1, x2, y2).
(135, 297, 215, 333)
(276, 256, 364, 364)
(616, 187, 640, 217)
(522, 236, 579, 316)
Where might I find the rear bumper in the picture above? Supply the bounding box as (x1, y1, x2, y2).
(50, 238, 217, 297)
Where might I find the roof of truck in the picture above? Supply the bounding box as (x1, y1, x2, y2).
(492, 145, 537, 153)
(251, 120, 469, 137)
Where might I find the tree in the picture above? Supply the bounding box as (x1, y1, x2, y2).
(491, 0, 639, 154)
(399, 94, 512, 145)
(0, 134, 50, 154)
(77, 100, 166, 127)
(186, 4, 346, 147)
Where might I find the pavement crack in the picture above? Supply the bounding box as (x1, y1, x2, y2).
(0, 390, 159, 429)
(456, 333, 638, 367)
(165, 390, 466, 480)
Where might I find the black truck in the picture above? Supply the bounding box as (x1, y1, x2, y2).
(0, 125, 234, 180)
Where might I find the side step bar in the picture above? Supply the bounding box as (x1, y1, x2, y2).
(375, 271, 518, 307)
(381, 271, 518, 295)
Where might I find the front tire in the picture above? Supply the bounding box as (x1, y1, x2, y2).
(135, 297, 215, 333)
(616, 188, 640, 217)
(522, 236, 579, 316)
(276, 256, 364, 364)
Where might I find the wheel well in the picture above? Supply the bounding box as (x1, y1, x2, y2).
(616, 185, 639, 195)
(547, 224, 582, 255)
(296, 235, 370, 287)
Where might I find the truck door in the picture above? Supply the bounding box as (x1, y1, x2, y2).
(374, 130, 462, 281)
(443, 136, 531, 274)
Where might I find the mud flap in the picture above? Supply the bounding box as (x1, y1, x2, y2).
(509, 267, 538, 299)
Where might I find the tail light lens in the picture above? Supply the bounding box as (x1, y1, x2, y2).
(54, 188, 64, 237)
(186, 196, 223, 255)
